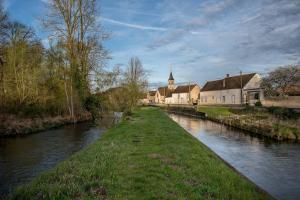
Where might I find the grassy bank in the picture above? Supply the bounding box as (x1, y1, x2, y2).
(198, 106, 300, 141)
(9, 107, 270, 200)
(0, 112, 92, 137)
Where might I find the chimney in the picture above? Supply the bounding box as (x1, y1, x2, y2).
(226, 74, 230, 78)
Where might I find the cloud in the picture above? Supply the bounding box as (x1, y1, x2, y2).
(200, 0, 235, 15)
(40, 0, 50, 4)
(102, 6, 160, 17)
(101, 0, 300, 85)
(101, 17, 167, 31)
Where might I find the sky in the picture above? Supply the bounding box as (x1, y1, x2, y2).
(3, 0, 300, 88)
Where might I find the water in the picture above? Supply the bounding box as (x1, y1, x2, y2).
(0, 120, 112, 197)
(168, 113, 300, 200)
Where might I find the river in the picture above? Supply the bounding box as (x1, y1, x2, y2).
(0, 118, 114, 198)
(168, 113, 300, 200)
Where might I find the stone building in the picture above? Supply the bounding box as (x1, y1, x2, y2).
(200, 73, 264, 105)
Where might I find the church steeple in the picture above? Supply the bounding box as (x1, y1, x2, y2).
(168, 71, 175, 89)
(168, 72, 174, 81)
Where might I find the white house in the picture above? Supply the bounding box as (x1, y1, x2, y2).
(165, 84, 200, 105)
(200, 73, 264, 105)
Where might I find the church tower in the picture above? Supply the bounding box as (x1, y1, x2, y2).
(168, 71, 175, 90)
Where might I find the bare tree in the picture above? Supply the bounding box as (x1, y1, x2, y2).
(262, 65, 300, 96)
(0, 0, 7, 43)
(43, 0, 108, 120)
(123, 57, 148, 113)
(3, 22, 43, 107)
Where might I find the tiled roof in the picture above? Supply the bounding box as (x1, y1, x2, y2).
(148, 91, 156, 96)
(173, 84, 197, 94)
(201, 73, 256, 92)
(283, 84, 300, 96)
(157, 86, 174, 97)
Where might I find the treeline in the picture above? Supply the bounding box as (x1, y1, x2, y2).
(0, 0, 147, 119)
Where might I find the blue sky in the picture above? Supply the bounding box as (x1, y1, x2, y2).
(3, 0, 300, 88)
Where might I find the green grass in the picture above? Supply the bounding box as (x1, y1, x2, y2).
(198, 106, 233, 117)
(10, 107, 270, 200)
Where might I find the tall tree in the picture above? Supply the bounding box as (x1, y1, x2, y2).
(43, 0, 108, 119)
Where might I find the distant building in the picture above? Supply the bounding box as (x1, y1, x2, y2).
(155, 72, 200, 105)
(155, 86, 174, 104)
(155, 72, 176, 104)
(200, 73, 264, 105)
(165, 84, 200, 105)
(141, 91, 156, 104)
(147, 91, 156, 103)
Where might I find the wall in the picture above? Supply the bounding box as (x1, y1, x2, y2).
(166, 85, 200, 105)
(171, 93, 189, 104)
(147, 94, 155, 103)
(190, 85, 200, 104)
(263, 96, 300, 108)
(199, 89, 242, 105)
(243, 74, 261, 90)
(243, 74, 264, 104)
(155, 91, 164, 103)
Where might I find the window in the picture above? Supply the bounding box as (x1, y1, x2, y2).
(205, 96, 207, 102)
(222, 96, 225, 103)
(212, 96, 214, 99)
(231, 95, 235, 104)
(254, 93, 259, 100)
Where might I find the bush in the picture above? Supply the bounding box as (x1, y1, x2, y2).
(84, 95, 103, 118)
(255, 101, 262, 107)
(19, 104, 44, 117)
(267, 106, 298, 120)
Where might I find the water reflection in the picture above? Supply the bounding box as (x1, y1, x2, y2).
(0, 119, 112, 197)
(169, 113, 300, 200)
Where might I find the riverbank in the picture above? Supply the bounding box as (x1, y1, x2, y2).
(0, 112, 92, 137)
(197, 106, 300, 141)
(9, 107, 270, 200)
(157, 105, 300, 141)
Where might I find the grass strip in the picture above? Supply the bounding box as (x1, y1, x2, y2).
(10, 107, 270, 200)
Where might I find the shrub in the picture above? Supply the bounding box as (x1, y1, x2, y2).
(20, 104, 44, 117)
(84, 95, 103, 118)
(255, 101, 262, 107)
(267, 106, 298, 120)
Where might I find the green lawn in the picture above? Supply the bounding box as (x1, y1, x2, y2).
(198, 106, 233, 117)
(10, 107, 270, 200)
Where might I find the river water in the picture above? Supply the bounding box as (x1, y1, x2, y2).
(0, 120, 113, 198)
(168, 113, 300, 200)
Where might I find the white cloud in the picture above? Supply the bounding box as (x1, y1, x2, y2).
(40, 0, 50, 4)
(100, 17, 168, 31)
